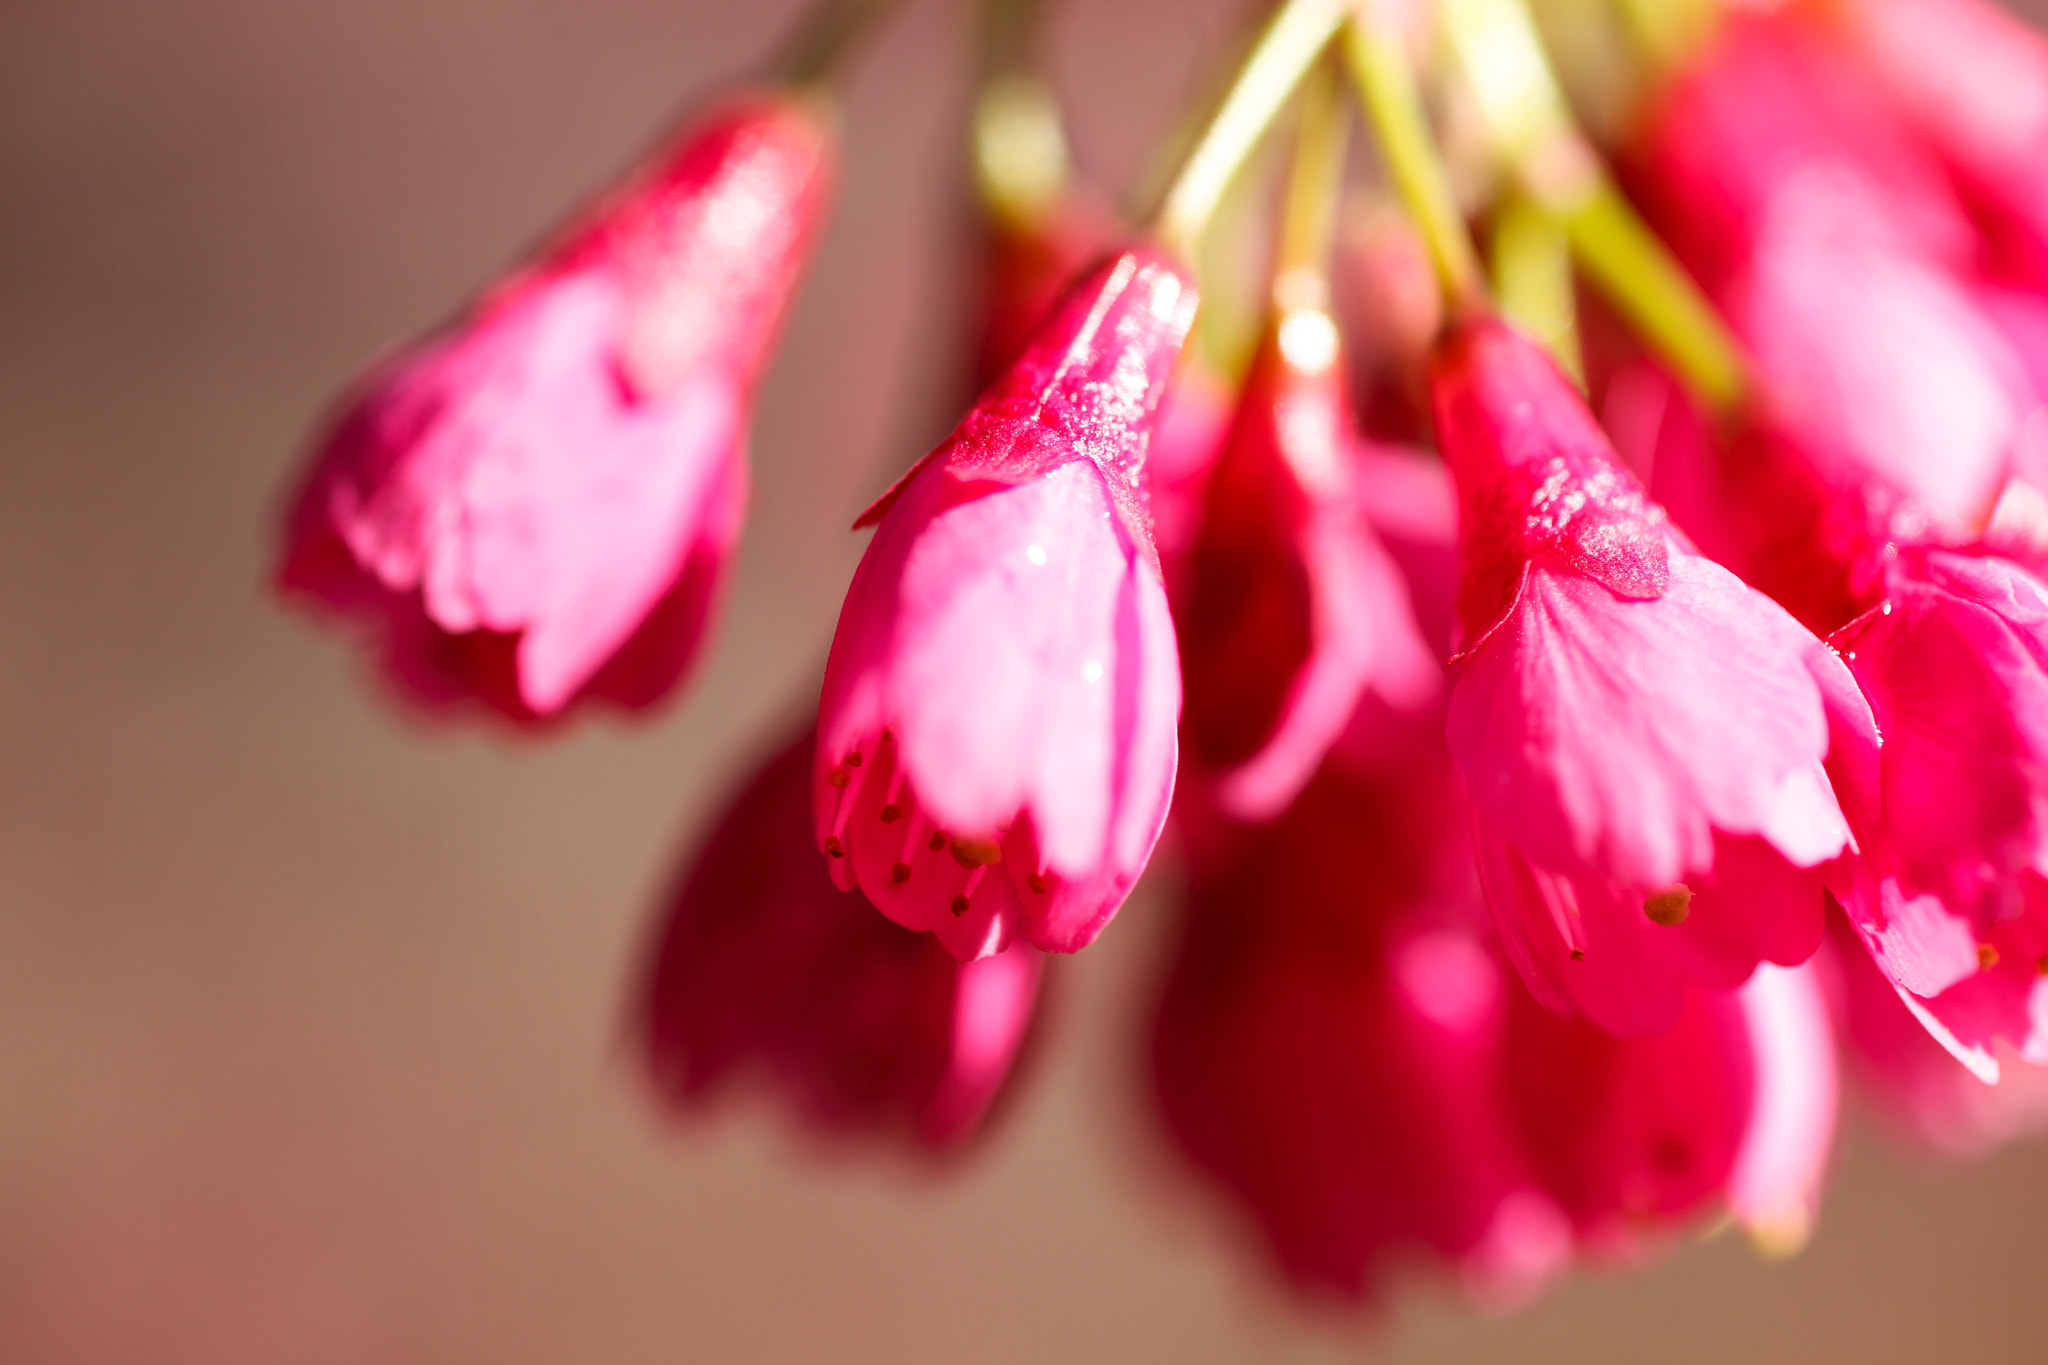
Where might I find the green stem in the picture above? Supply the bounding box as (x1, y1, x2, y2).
(981, 0, 1044, 78)
(1275, 59, 1348, 292)
(1439, 0, 1748, 409)
(774, 0, 899, 89)
(1492, 192, 1582, 381)
(974, 75, 1071, 226)
(1153, 0, 1351, 262)
(1342, 14, 1487, 313)
(1560, 181, 1745, 410)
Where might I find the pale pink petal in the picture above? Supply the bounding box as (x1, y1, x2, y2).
(1734, 191, 2025, 539)
(1450, 554, 1848, 892)
(1728, 962, 1838, 1253)
(1471, 815, 1827, 1036)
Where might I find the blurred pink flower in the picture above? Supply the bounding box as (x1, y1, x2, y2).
(1505, 960, 1835, 1259)
(1620, 8, 2034, 633)
(815, 247, 1196, 960)
(1835, 0, 2048, 289)
(1150, 754, 1565, 1309)
(1174, 306, 1437, 821)
(280, 92, 835, 723)
(1829, 549, 2048, 1079)
(637, 725, 1043, 1153)
(1432, 319, 1853, 1035)
(1826, 910, 2048, 1155)
(1150, 727, 1836, 1306)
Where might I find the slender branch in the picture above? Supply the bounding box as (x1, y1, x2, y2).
(1153, 0, 1352, 262)
(981, 0, 1044, 79)
(1342, 13, 1487, 312)
(972, 0, 1070, 225)
(1492, 192, 1583, 381)
(974, 75, 1071, 226)
(1275, 59, 1348, 291)
(774, 0, 899, 89)
(1439, 0, 1747, 409)
(1563, 180, 1746, 410)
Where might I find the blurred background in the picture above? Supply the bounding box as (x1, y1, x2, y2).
(4, 0, 2048, 1359)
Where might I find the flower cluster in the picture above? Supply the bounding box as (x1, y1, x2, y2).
(276, 0, 2048, 1319)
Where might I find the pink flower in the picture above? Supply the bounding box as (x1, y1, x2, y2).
(1433, 319, 1855, 1035)
(279, 92, 835, 723)
(1828, 549, 2048, 1078)
(636, 724, 1043, 1153)
(1150, 746, 1568, 1308)
(1504, 959, 1836, 1258)
(815, 247, 1196, 960)
(1603, 359, 1869, 637)
(1174, 303, 1437, 821)
(1825, 909, 2048, 1155)
(1834, 0, 2048, 289)
(1149, 729, 1836, 1305)
(1619, 9, 2035, 630)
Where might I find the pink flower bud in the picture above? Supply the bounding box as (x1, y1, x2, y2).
(1433, 319, 1854, 1036)
(636, 726, 1043, 1153)
(815, 247, 1196, 960)
(1174, 306, 1437, 821)
(279, 92, 835, 723)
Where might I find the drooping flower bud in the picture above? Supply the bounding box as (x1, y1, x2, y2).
(815, 247, 1197, 960)
(637, 725, 1043, 1153)
(1433, 318, 1854, 1035)
(280, 92, 835, 723)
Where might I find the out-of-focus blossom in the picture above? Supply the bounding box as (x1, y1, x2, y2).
(637, 725, 1043, 1153)
(1334, 198, 1443, 443)
(1150, 723, 1837, 1305)
(281, 92, 835, 723)
(815, 248, 1196, 960)
(1825, 910, 2048, 1154)
(1622, 9, 2035, 633)
(1432, 318, 1853, 1035)
(1832, 0, 2048, 289)
(1150, 742, 1568, 1308)
(1175, 302, 1437, 821)
(1828, 550, 2048, 1079)
(1504, 961, 1835, 1259)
